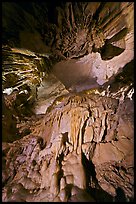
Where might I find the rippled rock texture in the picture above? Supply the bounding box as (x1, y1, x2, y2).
(2, 2, 134, 59)
(2, 2, 134, 202)
(2, 93, 134, 202)
(2, 2, 134, 85)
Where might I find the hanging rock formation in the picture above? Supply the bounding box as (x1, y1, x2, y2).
(2, 2, 134, 202)
(2, 91, 134, 202)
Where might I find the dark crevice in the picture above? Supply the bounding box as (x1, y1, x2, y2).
(100, 43, 125, 60)
(61, 132, 72, 146)
(108, 27, 128, 44)
(57, 152, 64, 166)
(92, 2, 106, 22)
(81, 117, 89, 144)
(114, 187, 127, 202)
(37, 137, 46, 150)
(71, 50, 89, 59)
(82, 151, 113, 202)
(101, 113, 108, 142)
(82, 152, 97, 187)
(87, 106, 92, 118)
(68, 4, 73, 28)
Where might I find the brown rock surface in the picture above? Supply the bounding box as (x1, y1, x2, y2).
(2, 92, 134, 202)
(2, 2, 134, 202)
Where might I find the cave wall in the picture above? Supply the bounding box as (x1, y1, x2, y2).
(2, 2, 134, 202)
(2, 93, 134, 202)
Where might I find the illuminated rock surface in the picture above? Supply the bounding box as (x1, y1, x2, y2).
(2, 2, 134, 202)
(2, 93, 134, 202)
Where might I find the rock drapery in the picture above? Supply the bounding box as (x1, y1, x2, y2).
(2, 2, 134, 202)
(2, 2, 134, 86)
(2, 93, 134, 202)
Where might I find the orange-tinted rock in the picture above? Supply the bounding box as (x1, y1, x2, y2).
(2, 92, 134, 201)
(2, 2, 134, 202)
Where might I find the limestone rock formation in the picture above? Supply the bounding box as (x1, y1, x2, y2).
(2, 2, 134, 86)
(2, 92, 134, 202)
(2, 2, 134, 202)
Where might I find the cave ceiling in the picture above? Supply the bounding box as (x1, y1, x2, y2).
(2, 2, 134, 202)
(2, 2, 134, 114)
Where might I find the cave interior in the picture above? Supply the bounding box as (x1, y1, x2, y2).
(2, 2, 134, 202)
